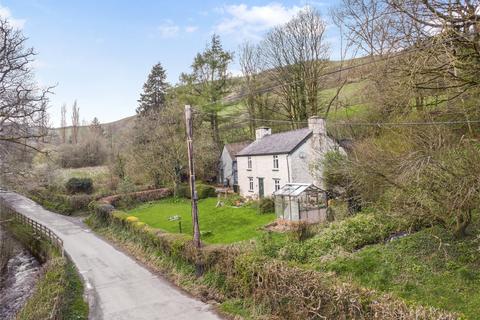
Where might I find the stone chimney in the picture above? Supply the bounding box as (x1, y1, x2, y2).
(255, 127, 271, 141)
(308, 117, 327, 188)
(308, 116, 326, 136)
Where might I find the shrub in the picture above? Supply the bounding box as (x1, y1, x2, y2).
(28, 189, 75, 215)
(175, 184, 190, 198)
(65, 178, 93, 194)
(176, 184, 216, 199)
(99, 188, 171, 207)
(257, 197, 274, 214)
(278, 213, 401, 263)
(68, 194, 94, 211)
(223, 194, 245, 207)
(126, 216, 139, 223)
(197, 184, 216, 199)
(57, 140, 107, 168)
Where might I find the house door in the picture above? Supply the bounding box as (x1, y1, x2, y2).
(258, 178, 264, 198)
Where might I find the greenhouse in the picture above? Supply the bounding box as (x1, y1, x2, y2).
(273, 183, 327, 223)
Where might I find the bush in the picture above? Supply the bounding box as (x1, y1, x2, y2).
(68, 194, 95, 211)
(176, 184, 216, 199)
(99, 188, 171, 207)
(175, 184, 190, 198)
(65, 178, 93, 194)
(29, 189, 75, 215)
(279, 213, 400, 263)
(57, 140, 107, 168)
(258, 197, 274, 214)
(223, 194, 245, 207)
(196, 184, 216, 199)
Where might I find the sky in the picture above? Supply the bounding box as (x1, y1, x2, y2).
(1, 0, 343, 127)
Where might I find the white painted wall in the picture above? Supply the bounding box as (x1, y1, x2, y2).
(218, 147, 234, 186)
(237, 154, 290, 198)
(290, 141, 313, 183)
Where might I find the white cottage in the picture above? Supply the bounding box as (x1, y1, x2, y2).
(236, 117, 344, 198)
(218, 141, 252, 188)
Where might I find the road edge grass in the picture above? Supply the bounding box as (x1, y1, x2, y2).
(84, 214, 270, 320)
(85, 207, 459, 320)
(6, 220, 89, 320)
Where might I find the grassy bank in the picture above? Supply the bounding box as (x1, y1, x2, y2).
(252, 210, 480, 319)
(87, 202, 457, 320)
(85, 213, 260, 319)
(6, 219, 88, 320)
(127, 197, 275, 244)
(320, 226, 480, 319)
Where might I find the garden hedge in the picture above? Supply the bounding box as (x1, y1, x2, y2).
(65, 177, 93, 194)
(99, 188, 172, 207)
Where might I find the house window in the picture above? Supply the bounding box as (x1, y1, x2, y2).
(273, 155, 279, 169)
(247, 157, 252, 170)
(274, 179, 281, 191)
(248, 177, 254, 191)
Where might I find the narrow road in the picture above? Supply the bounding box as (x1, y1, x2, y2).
(0, 191, 222, 320)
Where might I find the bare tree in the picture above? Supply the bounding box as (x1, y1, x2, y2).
(0, 18, 51, 150)
(131, 100, 216, 193)
(239, 41, 270, 137)
(71, 100, 79, 144)
(0, 18, 52, 179)
(60, 103, 67, 143)
(259, 7, 330, 127)
(332, 0, 480, 107)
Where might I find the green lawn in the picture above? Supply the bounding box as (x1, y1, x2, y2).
(127, 198, 275, 244)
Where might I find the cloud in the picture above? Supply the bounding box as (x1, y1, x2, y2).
(0, 5, 26, 29)
(214, 3, 303, 40)
(157, 20, 180, 38)
(185, 25, 198, 33)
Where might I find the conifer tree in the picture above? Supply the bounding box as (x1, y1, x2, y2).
(180, 34, 233, 149)
(136, 63, 169, 115)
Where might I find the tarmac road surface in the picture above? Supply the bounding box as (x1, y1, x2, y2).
(0, 191, 222, 320)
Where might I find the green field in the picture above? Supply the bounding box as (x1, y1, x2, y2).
(127, 197, 275, 244)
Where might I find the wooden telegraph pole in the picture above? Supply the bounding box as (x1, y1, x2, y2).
(184, 105, 201, 248)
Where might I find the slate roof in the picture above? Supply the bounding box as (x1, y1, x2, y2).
(237, 128, 312, 156)
(225, 141, 252, 158)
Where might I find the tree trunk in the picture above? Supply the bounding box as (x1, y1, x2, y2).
(210, 113, 221, 150)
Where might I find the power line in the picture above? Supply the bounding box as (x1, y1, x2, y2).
(192, 109, 308, 125)
(193, 108, 480, 127)
(332, 119, 480, 127)
(196, 35, 465, 111)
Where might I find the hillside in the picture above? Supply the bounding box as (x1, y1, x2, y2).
(50, 115, 136, 144)
(51, 56, 372, 143)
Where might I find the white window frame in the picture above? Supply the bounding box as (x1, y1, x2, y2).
(273, 155, 279, 170)
(274, 179, 281, 191)
(247, 156, 252, 170)
(248, 177, 254, 191)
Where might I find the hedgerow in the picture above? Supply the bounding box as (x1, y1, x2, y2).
(87, 200, 458, 320)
